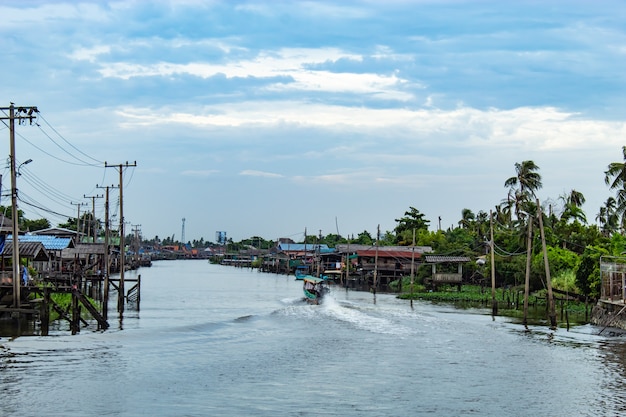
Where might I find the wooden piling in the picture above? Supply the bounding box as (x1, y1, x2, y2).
(41, 286, 50, 336)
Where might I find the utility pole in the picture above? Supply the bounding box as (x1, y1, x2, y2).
(132, 224, 141, 265)
(70, 201, 87, 242)
(373, 224, 380, 296)
(97, 184, 118, 322)
(0, 104, 38, 309)
(84, 194, 103, 243)
(490, 210, 497, 317)
(537, 198, 557, 329)
(105, 161, 136, 313)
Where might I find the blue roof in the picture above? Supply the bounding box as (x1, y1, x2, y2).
(278, 243, 335, 253)
(8, 235, 73, 250)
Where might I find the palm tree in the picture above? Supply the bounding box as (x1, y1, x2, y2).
(504, 160, 543, 223)
(458, 208, 475, 229)
(604, 146, 626, 227)
(493, 203, 512, 227)
(475, 210, 489, 239)
(596, 196, 618, 236)
(505, 160, 542, 197)
(559, 189, 587, 224)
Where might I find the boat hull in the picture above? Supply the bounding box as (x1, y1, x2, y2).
(302, 277, 329, 305)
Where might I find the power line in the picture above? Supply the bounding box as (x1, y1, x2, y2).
(37, 112, 105, 165)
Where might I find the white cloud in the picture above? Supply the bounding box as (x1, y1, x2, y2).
(113, 102, 626, 153)
(240, 170, 283, 178)
(68, 45, 111, 63)
(181, 169, 218, 177)
(97, 47, 363, 79)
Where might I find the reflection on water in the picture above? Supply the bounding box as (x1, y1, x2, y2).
(2, 260, 626, 417)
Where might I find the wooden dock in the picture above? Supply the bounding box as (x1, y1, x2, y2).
(0, 274, 141, 336)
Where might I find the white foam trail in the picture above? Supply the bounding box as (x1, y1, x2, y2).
(320, 294, 415, 336)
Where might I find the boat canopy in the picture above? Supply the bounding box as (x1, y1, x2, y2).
(303, 277, 326, 284)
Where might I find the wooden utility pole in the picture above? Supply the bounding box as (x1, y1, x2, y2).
(84, 194, 103, 243)
(105, 161, 137, 313)
(537, 198, 557, 329)
(523, 214, 534, 327)
(0, 104, 38, 309)
(132, 224, 141, 265)
(97, 184, 117, 322)
(410, 228, 416, 308)
(490, 210, 497, 317)
(70, 201, 87, 242)
(317, 229, 322, 277)
(373, 224, 380, 295)
(345, 236, 350, 288)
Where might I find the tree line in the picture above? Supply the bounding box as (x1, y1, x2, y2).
(10, 146, 626, 300)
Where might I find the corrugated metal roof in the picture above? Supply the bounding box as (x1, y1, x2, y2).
(1, 241, 50, 261)
(278, 243, 333, 253)
(336, 244, 433, 254)
(62, 243, 106, 256)
(8, 235, 74, 250)
(424, 255, 471, 263)
(356, 249, 423, 258)
(32, 227, 78, 237)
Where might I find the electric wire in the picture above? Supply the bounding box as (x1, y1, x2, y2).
(0, 109, 124, 229)
(37, 112, 105, 165)
(32, 125, 101, 167)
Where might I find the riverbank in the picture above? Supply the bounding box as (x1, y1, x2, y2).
(397, 283, 592, 328)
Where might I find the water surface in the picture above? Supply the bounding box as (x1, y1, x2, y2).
(1, 260, 625, 416)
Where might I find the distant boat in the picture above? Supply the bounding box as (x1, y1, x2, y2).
(321, 269, 342, 282)
(302, 276, 329, 305)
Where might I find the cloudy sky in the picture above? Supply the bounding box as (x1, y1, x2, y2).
(1, 0, 625, 243)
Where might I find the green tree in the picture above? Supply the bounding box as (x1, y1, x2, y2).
(504, 160, 543, 223)
(576, 246, 607, 299)
(355, 230, 373, 245)
(321, 233, 346, 248)
(394, 207, 430, 244)
(604, 146, 626, 229)
(596, 197, 618, 236)
(559, 189, 587, 224)
(23, 218, 50, 231)
(458, 208, 475, 229)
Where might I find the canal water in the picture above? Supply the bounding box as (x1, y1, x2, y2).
(2, 259, 626, 416)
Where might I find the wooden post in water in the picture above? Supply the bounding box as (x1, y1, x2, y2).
(137, 275, 141, 310)
(490, 210, 497, 317)
(71, 289, 79, 335)
(523, 214, 533, 327)
(41, 286, 50, 336)
(101, 185, 112, 322)
(344, 238, 349, 288)
(372, 224, 380, 297)
(410, 228, 416, 309)
(537, 199, 557, 329)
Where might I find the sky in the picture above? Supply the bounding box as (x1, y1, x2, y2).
(1, 0, 626, 244)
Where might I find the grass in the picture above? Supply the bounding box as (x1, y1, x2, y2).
(397, 283, 592, 326)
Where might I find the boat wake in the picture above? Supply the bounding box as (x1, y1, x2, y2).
(276, 292, 421, 336)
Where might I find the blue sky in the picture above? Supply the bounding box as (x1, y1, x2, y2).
(1, 0, 626, 243)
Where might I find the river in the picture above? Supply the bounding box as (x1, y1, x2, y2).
(1, 259, 626, 416)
